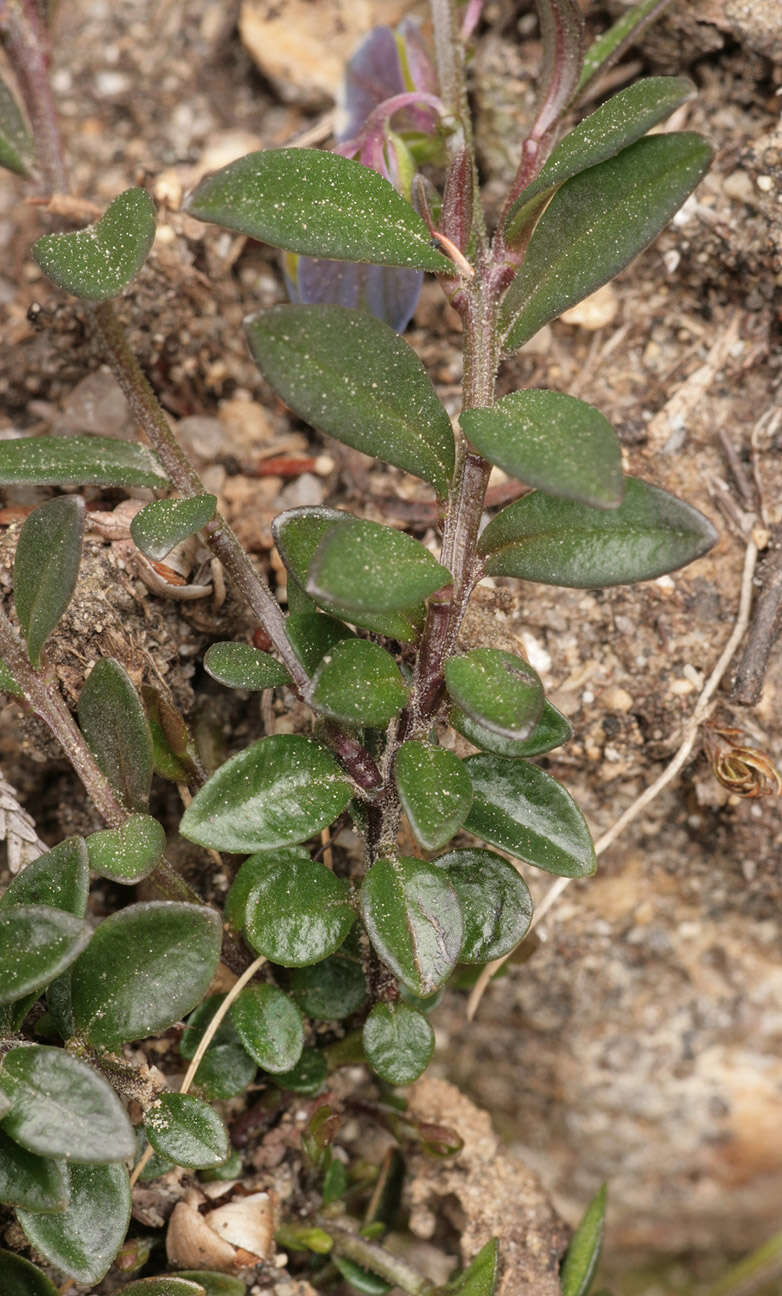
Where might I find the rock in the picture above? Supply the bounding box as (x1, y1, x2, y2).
(560, 284, 619, 331)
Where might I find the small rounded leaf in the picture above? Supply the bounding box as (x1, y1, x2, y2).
(434, 849, 533, 963)
(180, 996, 257, 1102)
(0, 1249, 60, 1296)
(86, 814, 166, 884)
(17, 1161, 131, 1286)
(308, 638, 408, 727)
(0, 434, 168, 489)
(14, 496, 85, 667)
(394, 741, 473, 852)
(360, 857, 463, 996)
(224, 847, 311, 931)
(245, 857, 354, 967)
(78, 658, 153, 812)
(130, 494, 216, 561)
(363, 1002, 434, 1086)
(0, 906, 90, 1004)
(451, 698, 572, 759)
(271, 1046, 327, 1096)
(231, 984, 304, 1074)
(444, 649, 544, 741)
(0, 837, 88, 915)
(145, 1093, 229, 1169)
(204, 642, 291, 691)
(288, 952, 367, 1021)
(175, 1276, 245, 1296)
(308, 518, 450, 615)
(33, 188, 156, 302)
(286, 611, 355, 673)
(0, 1129, 70, 1213)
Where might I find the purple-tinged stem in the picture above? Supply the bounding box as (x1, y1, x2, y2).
(0, 0, 65, 193)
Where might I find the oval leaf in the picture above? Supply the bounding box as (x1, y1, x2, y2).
(17, 1161, 131, 1286)
(244, 856, 354, 966)
(308, 517, 450, 614)
(0, 1249, 60, 1296)
(444, 648, 544, 741)
(145, 1093, 229, 1169)
(175, 1275, 245, 1296)
(502, 133, 712, 350)
(0, 1129, 69, 1213)
(247, 304, 454, 497)
(286, 611, 355, 673)
(120, 1280, 207, 1296)
(204, 641, 290, 691)
(86, 814, 166, 884)
(360, 856, 463, 996)
(0, 906, 90, 1004)
(465, 755, 595, 877)
(271, 1046, 327, 1096)
(224, 846, 310, 930)
(180, 996, 257, 1102)
(332, 1256, 391, 1294)
(179, 734, 353, 853)
(130, 494, 216, 561)
(309, 639, 408, 727)
(461, 391, 622, 509)
(561, 1184, 607, 1296)
(78, 658, 153, 812)
(0, 837, 88, 915)
(447, 1238, 500, 1295)
(363, 1002, 434, 1086)
(231, 984, 304, 1074)
(70, 901, 222, 1049)
(394, 740, 473, 852)
(13, 496, 85, 667)
(451, 698, 572, 759)
(434, 849, 532, 963)
(288, 951, 367, 1021)
(0, 76, 33, 175)
(186, 149, 451, 272)
(478, 476, 717, 587)
(0, 434, 168, 488)
(33, 188, 156, 302)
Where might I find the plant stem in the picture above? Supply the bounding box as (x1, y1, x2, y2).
(319, 1220, 434, 1295)
(0, 0, 66, 193)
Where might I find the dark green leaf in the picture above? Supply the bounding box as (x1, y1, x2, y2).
(33, 188, 156, 301)
(130, 494, 216, 561)
(363, 1002, 434, 1086)
(461, 391, 622, 509)
(136, 1135, 175, 1182)
(118, 1280, 206, 1296)
(180, 997, 257, 1101)
(180, 995, 237, 1060)
(434, 849, 532, 963)
(175, 1275, 245, 1296)
(204, 641, 290, 691)
(78, 658, 153, 812)
(86, 814, 166, 884)
(360, 856, 463, 996)
(0, 906, 90, 1004)
(17, 1161, 131, 1286)
(394, 741, 473, 852)
(231, 984, 304, 1073)
(533, 0, 585, 140)
(13, 496, 85, 667)
(561, 1184, 607, 1296)
(186, 149, 451, 272)
(309, 518, 450, 614)
(200, 1148, 242, 1181)
(46, 972, 74, 1041)
(0, 1129, 69, 1213)
(332, 1256, 391, 1294)
(288, 953, 367, 1021)
(179, 733, 353, 853)
(0, 1044, 134, 1162)
(272, 1046, 327, 1095)
(145, 1093, 229, 1169)
(247, 305, 454, 497)
(224, 847, 310, 930)
(479, 477, 717, 587)
(0, 434, 168, 488)
(309, 639, 408, 727)
(142, 685, 195, 783)
(445, 1238, 500, 1294)
(444, 649, 544, 740)
(245, 856, 354, 966)
(322, 1157, 349, 1204)
(465, 756, 595, 877)
(70, 901, 222, 1049)
(577, 0, 672, 97)
(0, 837, 88, 915)
(0, 657, 23, 696)
(0, 76, 33, 175)
(0, 1249, 59, 1296)
(451, 698, 572, 759)
(286, 612, 354, 673)
(502, 134, 712, 350)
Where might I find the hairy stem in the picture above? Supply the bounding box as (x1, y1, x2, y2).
(319, 1221, 434, 1295)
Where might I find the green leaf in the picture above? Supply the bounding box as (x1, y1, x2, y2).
(118, 1280, 206, 1296)
(445, 1238, 500, 1294)
(0, 1249, 59, 1296)
(577, 0, 672, 97)
(451, 698, 572, 759)
(200, 1148, 242, 1181)
(13, 496, 85, 668)
(461, 391, 622, 509)
(86, 814, 166, 884)
(204, 641, 290, 691)
(533, 0, 585, 140)
(561, 1184, 607, 1296)
(465, 756, 595, 877)
(186, 149, 451, 272)
(332, 1257, 391, 1294)
(0, 434, 168, 488)
(444, 648, 544, 741)
(0, 906, 90, 1004)
(0, 75, 33, 175)
(363, 1002, 434, 1086)
(17, 1161, 131, 1286)
(0, 837, 88, 915)
(78, 658, 153, 812)
(308, 517, 450, 614)
(130, 494, 216, 560)
(272, 1046, 327, 1096)
(434, 849, 532, 963)
(245, 856, 354, 966)
(180, 997, 257, 1101)
(231, 984, 304, 1073)
(288, 952, 367, 1021)
(70, 901, 222, 1049)
(394, 741, 473, 852)
(175, 1275, 245, 1296)
(144, 1093, 229, 1170)
(309, 639, 408, 727)
(179, 733, 353, 853)
(0, 1129, 69, 1213)
(286, 612, 354, 673)
(247, 305, 454, 497)
(0, 657, 23, 696)
(478, 477, 717, 588)
(502, 133, 712, 350)
(0, 1044, 135, 1163)
(141, 685, 196, 783)
(360, 856, 463, 996)
(224, 847, 310, 930)
(33, 188, 156, 301)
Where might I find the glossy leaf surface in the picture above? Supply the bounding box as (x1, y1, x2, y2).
(145, 1093, 229, 1169)
(17, 1162, 131, 1286)
(180, 734, 352, 853)
(245, 856, 354, 966)
(0, 1044, 135, 1162)
(0, 434, 167, 488)
(231, 984, 304, 1073)
(86, 814, 166, 884)
(204, 642, 291, 691)
(465, 756, 596, 877)
(130, 494, 216, 560)
(14, 496, 85, 667)
(445, 1238, 500, 1294)
(288, 950, 367, 1020)
(360, 856, 463, 995)
(0, 77, 33, 175)
(0, 1249, 59, 1296)
(479, 477, 717, 587)
(461, 391, 622, 509)
(180, 996, 257, 1101)
(0, 837, 88, 915)
(309, 638, 408, 727)
(286, 612, 355, 673)
(0, 1129, 69, 1213)
(394, 740, 473, 851)
(224, 846, 310, 930)
(247, 305, 454, 496)
(363, 1002, 434, 1086)
(444, 648, 544, 740)
(309, 517, 450, 614)
(33, 188, 156, 301)
(434, 849, 532, 963)
(451, 698, 572, 759)
(561, 1183, 607, 1296)
(0, 906, 90, 1003)
(78, 658, 153, 811)
(70, 901, 222, 1049)
(187, 148, 451, 271)
(502, 134, 712, 350)
(272, 1046, 327, 1095)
